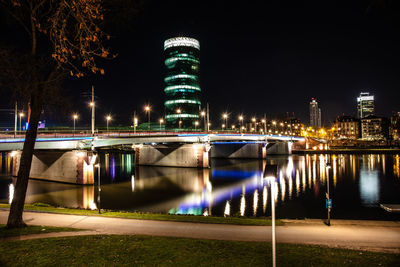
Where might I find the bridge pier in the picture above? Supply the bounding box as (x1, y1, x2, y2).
(12, 150, 95, 184)
(210, 142, 267, 159)
(266, 142, 293, 155)
(134, 143, 210, 168)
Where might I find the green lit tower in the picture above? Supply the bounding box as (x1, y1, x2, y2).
(164, 37, 201, 129)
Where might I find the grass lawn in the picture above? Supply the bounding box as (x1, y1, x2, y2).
(0, 203, 282, 226)
(0, 235, 398, 266)
(0, 224, 82, 238)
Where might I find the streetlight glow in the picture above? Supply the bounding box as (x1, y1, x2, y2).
(144, 105, 151, 130)
(106, 115, 112, 132)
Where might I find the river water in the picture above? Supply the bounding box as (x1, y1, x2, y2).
(1, 152, 399, 220)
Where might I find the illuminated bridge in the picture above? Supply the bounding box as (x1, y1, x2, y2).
(0, 133, 304, 184)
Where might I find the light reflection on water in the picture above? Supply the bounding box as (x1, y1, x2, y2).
(1, 152, 400, 220)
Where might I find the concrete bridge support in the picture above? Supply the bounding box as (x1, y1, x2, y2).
(134, 143, 210, 168)
(210, 142, 267, 159)
(266, 142, 293, 155)
(12, 150, 95, 184)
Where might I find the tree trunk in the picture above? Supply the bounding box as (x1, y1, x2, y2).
(6, 90, 43, 229)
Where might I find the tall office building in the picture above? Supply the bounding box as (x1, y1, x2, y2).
(309, 98, 321, 127)
(357, 92, 374, 119)
(164, 37, 201, 129)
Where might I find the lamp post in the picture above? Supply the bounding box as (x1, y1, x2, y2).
(201, 111, 206, 132)
(73, 114, 78, 136)
(223, 113, 228, 130)
(176, 108, 182, 130)
(261, 119, 267, 134)
(90, 85, 95, 136)
(19, 112, 24, 132)
(106, 115, 111, 133)
(264, 165, 278, 267)
(194, 121, 199, 131)
(252, 117, 256, 132)
(159, 118, 164, 131)
(144, 105, 151, 131)
(326, 163, 332, 226)
(133, 110, 138, 134)
(95, 163, 101, 214)
(239, 115, 244, 133)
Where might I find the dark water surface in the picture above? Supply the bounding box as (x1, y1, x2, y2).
(1, 152, 400, 220)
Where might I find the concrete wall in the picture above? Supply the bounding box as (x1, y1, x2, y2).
(266, 142, 292, 155)
(12, 150, 94, 184)
(135, 143, 209, 168)
(210, 142, 266, 159)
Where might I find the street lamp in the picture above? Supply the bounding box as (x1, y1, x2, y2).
(144, 105, 151, 131)
(19, 112, 24, 132)
(239, 115, 244, 133)
(159, 118, 164, 131)
(326, 163, 332, 226)
(73, 114, 78, 136)
(261, 119, 267, 134)
(222, 123, 225, 130)
(223, 113, 228, 130)
(201, 110, 206, 132)
(106, 115, 112, 132)
(252, 117, 256, 132)
(264, 165, 278, 267)
(176, 108, 182, 130)
(194, 121, 199, 130)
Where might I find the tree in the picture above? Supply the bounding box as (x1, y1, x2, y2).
(0, 0, 112, 228)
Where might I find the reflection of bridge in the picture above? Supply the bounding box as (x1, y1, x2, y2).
(1, 133, 304, 184)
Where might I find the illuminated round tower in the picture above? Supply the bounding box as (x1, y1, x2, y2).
(164, 37, 201, 129)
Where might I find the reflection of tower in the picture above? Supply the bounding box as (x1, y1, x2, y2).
(164, 37, 201, 129)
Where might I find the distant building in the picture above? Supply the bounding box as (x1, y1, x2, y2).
(390, 112, 400, 140)
(334, 115, 360, 139)
(357, 92, 374, 119)
(309, 98, 321, 127)
(361, 115, 389, 140)
(163, 37, 201, 129)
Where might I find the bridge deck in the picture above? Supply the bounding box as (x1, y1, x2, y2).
(0, 133, 304, 151)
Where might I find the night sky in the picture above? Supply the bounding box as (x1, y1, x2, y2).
(4, 0, 400, 127)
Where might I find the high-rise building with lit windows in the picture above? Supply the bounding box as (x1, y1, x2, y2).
(164, 37, 201, 129)
(309, 98, 321, 127)
(357, 92, 374, 119)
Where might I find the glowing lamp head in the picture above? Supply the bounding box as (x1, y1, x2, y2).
(201, 111, 206, 116)
(144, 106, 151, 112)
(19, 112, 24, 117)
(223, 113, 228, 119)
(252, 117, 256, 122)
(239, 115, 243, 121)
(106, 115, 112, 121)
(194, 121, 199, 126)
(176, 108, 181, 114)
(159, 118, 164, 123)
(73, 114, 78, 120)
(89, 102, 94, 107)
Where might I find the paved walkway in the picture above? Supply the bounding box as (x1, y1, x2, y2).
(1, 210, 399, 254)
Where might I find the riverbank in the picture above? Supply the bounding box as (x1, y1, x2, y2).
(0, 204, 281, 226)
(293, 148, 400, 154)
(1, 209, 399, 254)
